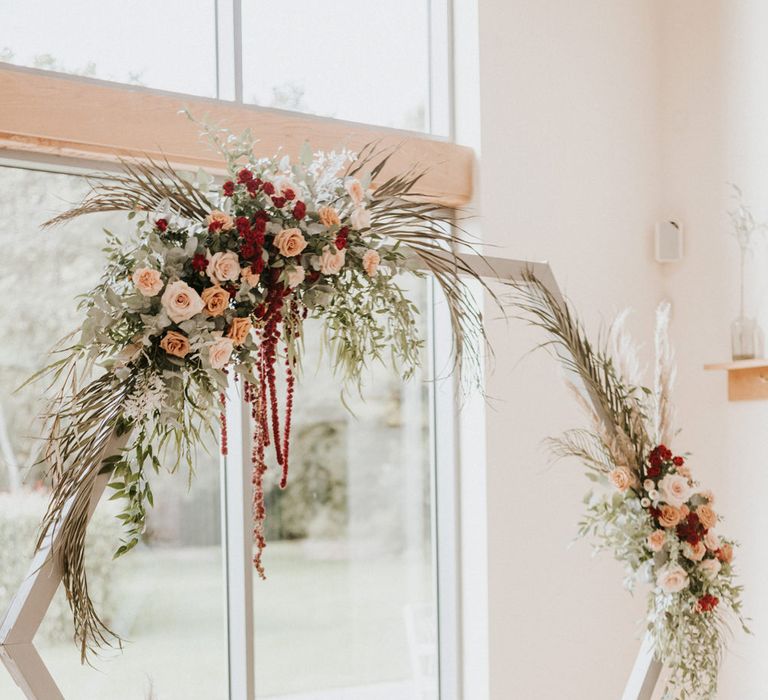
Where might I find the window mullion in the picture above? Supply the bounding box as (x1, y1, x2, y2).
(221, 378, 255, 700)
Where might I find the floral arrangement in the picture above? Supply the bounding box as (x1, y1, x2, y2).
(34, 125, 488, 659)
(512, 274, 746, 700)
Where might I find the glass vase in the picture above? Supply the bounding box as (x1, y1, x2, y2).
(731, 316, 757, 361)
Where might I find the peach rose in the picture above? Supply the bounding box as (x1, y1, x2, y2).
(318, 206, 340, 227)
(161, 281, 205, 323)
(699, 558, 722, 581)
(609, 465, 634, 492)
(656, 564, 689, 594)
(208, 337, 234, 369)
(201, 285, 230, 317)
(683, 541, 706, 562)
(286, 266, 306, 288)
(205, 210, 235, 231)
(274, 227, 308, 257)
(319, 246, 346, 275)
(351, 206, 371, 231)
(646, 529, 666, 552)
(226, 317, 253, 346)
(132, 267, 163, 297)
(159, 330, 190, 358)
(207, 251, 241, 283)
(241, 265, 260, 287)
(658, 504, 683, 529)
(696, 505, 718, 530)
(658, 473, 692, 508)
(716, 543, 734, 564)
(362, 249, 380, 277)
(345, 178, 365, 204)
(704, 530, 720, 551)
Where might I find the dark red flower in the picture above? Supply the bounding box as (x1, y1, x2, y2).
(251, 258, 265, 274)
(246, 179, 259, 195)
(283, 188, 296, 201)
(222, 181, 235, 196)
(236, 216, 251, 235)
(292, 201, 306, 220)
(192, 254, 208, 272)
(262, 182, 275, 195)
(155, 218, 168, 232)
(335, 234, 348, 250)
(271, 196, 286, 209)
(673, 456, 684, 466)
(647, 465, 661, 478)
(696, 594, 719, 613)
(237, 168, 253, 184)
(306, 270, 321, 284)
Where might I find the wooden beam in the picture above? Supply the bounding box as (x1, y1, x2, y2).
(0, 65, 473, 207)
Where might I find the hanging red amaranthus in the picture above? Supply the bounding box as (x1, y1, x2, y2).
(229, 293, 298, 577)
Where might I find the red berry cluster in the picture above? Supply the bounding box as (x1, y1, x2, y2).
(676, 511, 705, 546)
(697, 594, 719, 613)
(646, 444, 673, 478)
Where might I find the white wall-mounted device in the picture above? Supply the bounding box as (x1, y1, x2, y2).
(655, 220, 683, 263)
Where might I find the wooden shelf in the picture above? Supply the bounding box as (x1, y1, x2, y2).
(705, 359, 768, 401)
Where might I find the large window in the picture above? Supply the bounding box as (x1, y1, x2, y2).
(0, 167, 228, 699)
(0, 1, 457, 698)
(0, 1, 445, 135)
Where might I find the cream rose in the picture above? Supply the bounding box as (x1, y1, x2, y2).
(656, 564, 689, 594)
(205, 210, 234, 231)
(351, 206, 371, 231)
(646, 529, 666, 552)
(699, 489, 715, 505)
(207, 251, 241, 283)
(345, 178, 365, 204)
(318, 206, 341, 227)
(658, 473, 692, 508)
(201, 285, 230, 317)
(159, 330, 190, 358)
(319, 246, 346, 275)
(658, 504, 683, 529)
(696, 505, 718, 530)
(132, 267, 163, 297)
(682, 541, 706, 562)
(208, 337, 234, 369)
(274, 175, 299, 197)
(609, 465, 634, 492)
(362, 249, 381, 277)
(161, 281, 205, 323)
(274, 228, 308, 257)
(286, 266, 306, 288)
(699, 558, 722, 581)
(704, 530, 720, 551)
(241, 265, 260, 287)
(226, 317, 253, 346)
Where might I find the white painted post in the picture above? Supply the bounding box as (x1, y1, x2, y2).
(0, 430, 130, 699)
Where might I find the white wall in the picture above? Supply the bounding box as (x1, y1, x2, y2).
(659, 2, 768, 697)
(461, 1, 666, 697)
(465, 1, 768, 698)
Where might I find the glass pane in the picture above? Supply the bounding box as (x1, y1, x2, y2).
(0, 0, 217, 97)
(252, 278, 439, 699)
(0, 166, 228, 699)
(241, 0, 430, 132)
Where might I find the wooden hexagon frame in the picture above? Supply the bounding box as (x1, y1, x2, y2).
(0, 258, 662, 699)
